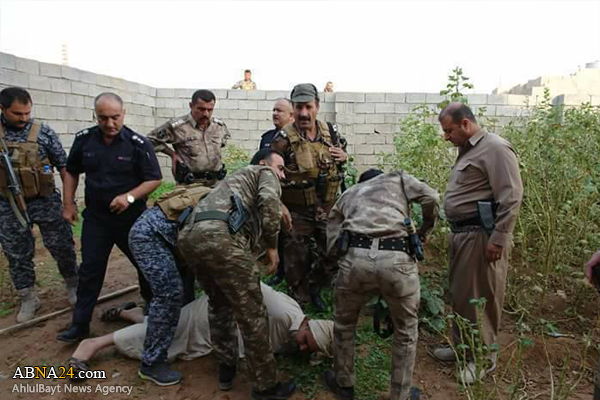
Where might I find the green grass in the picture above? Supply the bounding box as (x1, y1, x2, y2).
(149, 181, 176, 201)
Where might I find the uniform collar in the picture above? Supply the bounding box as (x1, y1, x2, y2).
(467, 128, 486, 148)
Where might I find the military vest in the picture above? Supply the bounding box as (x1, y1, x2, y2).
(281, 121, 343, 206)
(0, 120, 56, 199)
(155, 183, 212, 221)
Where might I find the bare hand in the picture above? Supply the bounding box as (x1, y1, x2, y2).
(63, 203, 78, 225)
(585, 250, 600, 283)
(281, 204, 293, 233)
(109, 194, 131, 214)
(329, 146, 348, 162)
(486, 242, 503, 263)
(171, 153, 178, 177)
(265, 248, 279, 276)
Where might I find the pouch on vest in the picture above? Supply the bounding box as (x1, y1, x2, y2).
(324, 175, 343, 203)
(294, 140, 315, 173)
(19, 168, 38, 198)
(281, 184, 317, 207)
(38, 167, 56, 197)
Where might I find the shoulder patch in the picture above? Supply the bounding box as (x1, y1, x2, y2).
(274, 130, 287, 139)
(131, 134, 146, 146)
(76, 129, 90, 138)
(212, 118, 226, 126)
(171, 118, 187, 128)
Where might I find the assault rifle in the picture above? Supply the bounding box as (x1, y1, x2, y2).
(0, 136, 31, 228)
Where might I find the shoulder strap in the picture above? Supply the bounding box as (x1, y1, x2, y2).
(26, 120, 41, 143)
(399, 170, 410, 205)
(0, 121, 4, 139)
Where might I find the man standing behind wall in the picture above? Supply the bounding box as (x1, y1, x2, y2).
(271, 83, 348, 311)
(0, 87, 78, 322)
(57, 93, 162, 342)
(433, 102, 523, 384)
(259, 98, 294, 149)
(148, 90, 230, 187)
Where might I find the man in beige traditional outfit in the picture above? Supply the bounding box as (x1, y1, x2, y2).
(433, 103, 523, 384)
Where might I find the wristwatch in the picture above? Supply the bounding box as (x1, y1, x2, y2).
(126, 194, 135, 204)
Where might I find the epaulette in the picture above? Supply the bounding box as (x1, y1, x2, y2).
(131, 134, 146, 146)
(171, 118, 187, 129)
(75, 129, 90, 138)
(273, 130, 287, 140)
(212, 117, 226, 126)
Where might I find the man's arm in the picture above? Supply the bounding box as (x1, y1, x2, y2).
(147, 122, 175, 157)
(402, 173, 441, 239)
(256, 169, 283, 274)
(109, 180, 162, 214)
(326, 197, 345, 256)
(62, 171, 80, 225)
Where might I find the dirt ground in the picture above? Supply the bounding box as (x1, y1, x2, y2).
(0, 229, 597, 400)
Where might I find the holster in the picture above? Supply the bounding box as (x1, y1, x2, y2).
(477, 200, 497, 234)
(228, 194, 248, 234)
(335, 230, 350, 256)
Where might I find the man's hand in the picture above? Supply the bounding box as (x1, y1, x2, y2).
(63, 203, 78, 225)
(265, 248, 279, 276)
(585, 250, 600, 284)
(486, 242, 503, 263)
(171, 153, 178, 177)
(109, 194, 131, 214)
(281, 204, 293, 233)
(329, 147, 347, 162)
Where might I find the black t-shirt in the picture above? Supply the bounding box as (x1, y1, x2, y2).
(66, 125, 162, 222)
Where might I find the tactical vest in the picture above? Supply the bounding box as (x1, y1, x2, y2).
(155, 183, 212, 221)
(281, 121, 343, 207)
(0, 120, 56, 199)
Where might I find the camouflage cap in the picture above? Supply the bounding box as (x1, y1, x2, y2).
(290, 83, 319, 103)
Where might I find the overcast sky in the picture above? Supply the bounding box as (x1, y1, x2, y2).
(1, 0, 599, 94)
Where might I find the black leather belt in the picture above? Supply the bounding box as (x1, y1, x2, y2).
(448, 216, 485, 233)
(194, 167, 227, 181)
(348, 235, 410, 252)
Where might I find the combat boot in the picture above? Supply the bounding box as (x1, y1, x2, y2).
(251, 380, 296, 400)
(138, 362, 182, 386)
(65, 276, 78, 306)
(323, 370, 354, 400)
(219, 363, 236, 391)
(56, 323, 90, 343)
(16, 287, 42, 323)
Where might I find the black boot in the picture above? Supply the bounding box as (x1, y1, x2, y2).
(310, 288, 327, 312)
(251, 381, 296, 400)
(138, 362, 182, 386)
(266, 274, 283, 286)
(323, 370, 354, 400)
(219, 363, 236, 391)
(56, 324, 89, 343)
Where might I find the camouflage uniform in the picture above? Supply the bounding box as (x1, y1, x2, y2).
(148, 115, 230, 186)
(232, 80, 257, 90)
(128, 184, 212, 367)
(0, 117, 77, 291)
(271, 120, 345, 305)
(178, 165, 282, 391)
(327, 171, 440, 400)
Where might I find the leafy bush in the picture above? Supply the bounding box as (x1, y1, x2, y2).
(222, 144, 250, 173)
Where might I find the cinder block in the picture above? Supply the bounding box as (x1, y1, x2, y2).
(83, 96, 95, 109)
(426, 93, 446, 104)
(175, 89, 194, 99)
(354, 103, 375, 114)
(139, 84, 151, 96)
(384, 114, 401, 124)
(354, 124, 375, 134)
(239, 100, 258, 110)
(35, 105, 58, 120)
(218, 99, 239, 110)
(242, 140, 259, 150)
(60, 134, 75, 148)
(366, 93, 385, 102)
(228, 90, 248, 100)
(355, 144, 374, 155)
(39, 62, 61, 78)
(239, 120, 258, 130)
(374, 124, 396, 134)
(385, 93, 406, 103)
(212, 89, 228, 99)
(61, 66, 82, 82)
(395, 104, 414, 114)
(466, 94, 488, 105)
(212, 109, 229, 120)
(80, 71, 97, 85)
(561, 94, 592, 106)
(248, 110, 271, 120)
(16, 57, 39, 75)
(487, 95, 508, 105)
(46, 120, 68, 134)
(71, 81, 89, 96)
(336, 92, 365, 103)
(96, 74, 112, 87)
(0, 53, 16, 70)
(110, 77, 126, 90)
(257, 101, 273, 111)
(507, 94, 529, 106)
(50, 79, 70, 93)
(125, 81, 140, 93)
(157, 108, 175, 118)
(365, 134, 387, 144)
(266, 91, 289, 100)
(365, 114, 384, 124)
(229, 130, 250, 140)
(258, 120, 272, 131)
(352, 115, 365, 124)
(376, 103, 395, 113)
(324, 92, 335, 102)
(0, 69, 28, 87)
(319, 102, 334, 113)
(229, 110, 248, 119)
(165, 98, 184, 109)
(156, 88, 175, 98)
(29, 75, 52, 91)
(29, 90, 47, 105)
(405, 93, 426, 103)
(46, 92, 66, 106)
(374, 144, 395, 154)
(495, 105, 519, 117)
(66, 121, 87, 134)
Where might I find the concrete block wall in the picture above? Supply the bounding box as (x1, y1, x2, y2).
(2, 51, 593, 189)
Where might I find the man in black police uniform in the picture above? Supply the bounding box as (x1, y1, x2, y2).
(259, 98, 294, 149)
(57, 92, 162, 342)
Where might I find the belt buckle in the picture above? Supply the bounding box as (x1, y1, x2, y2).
(368, 238, 378, 259)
